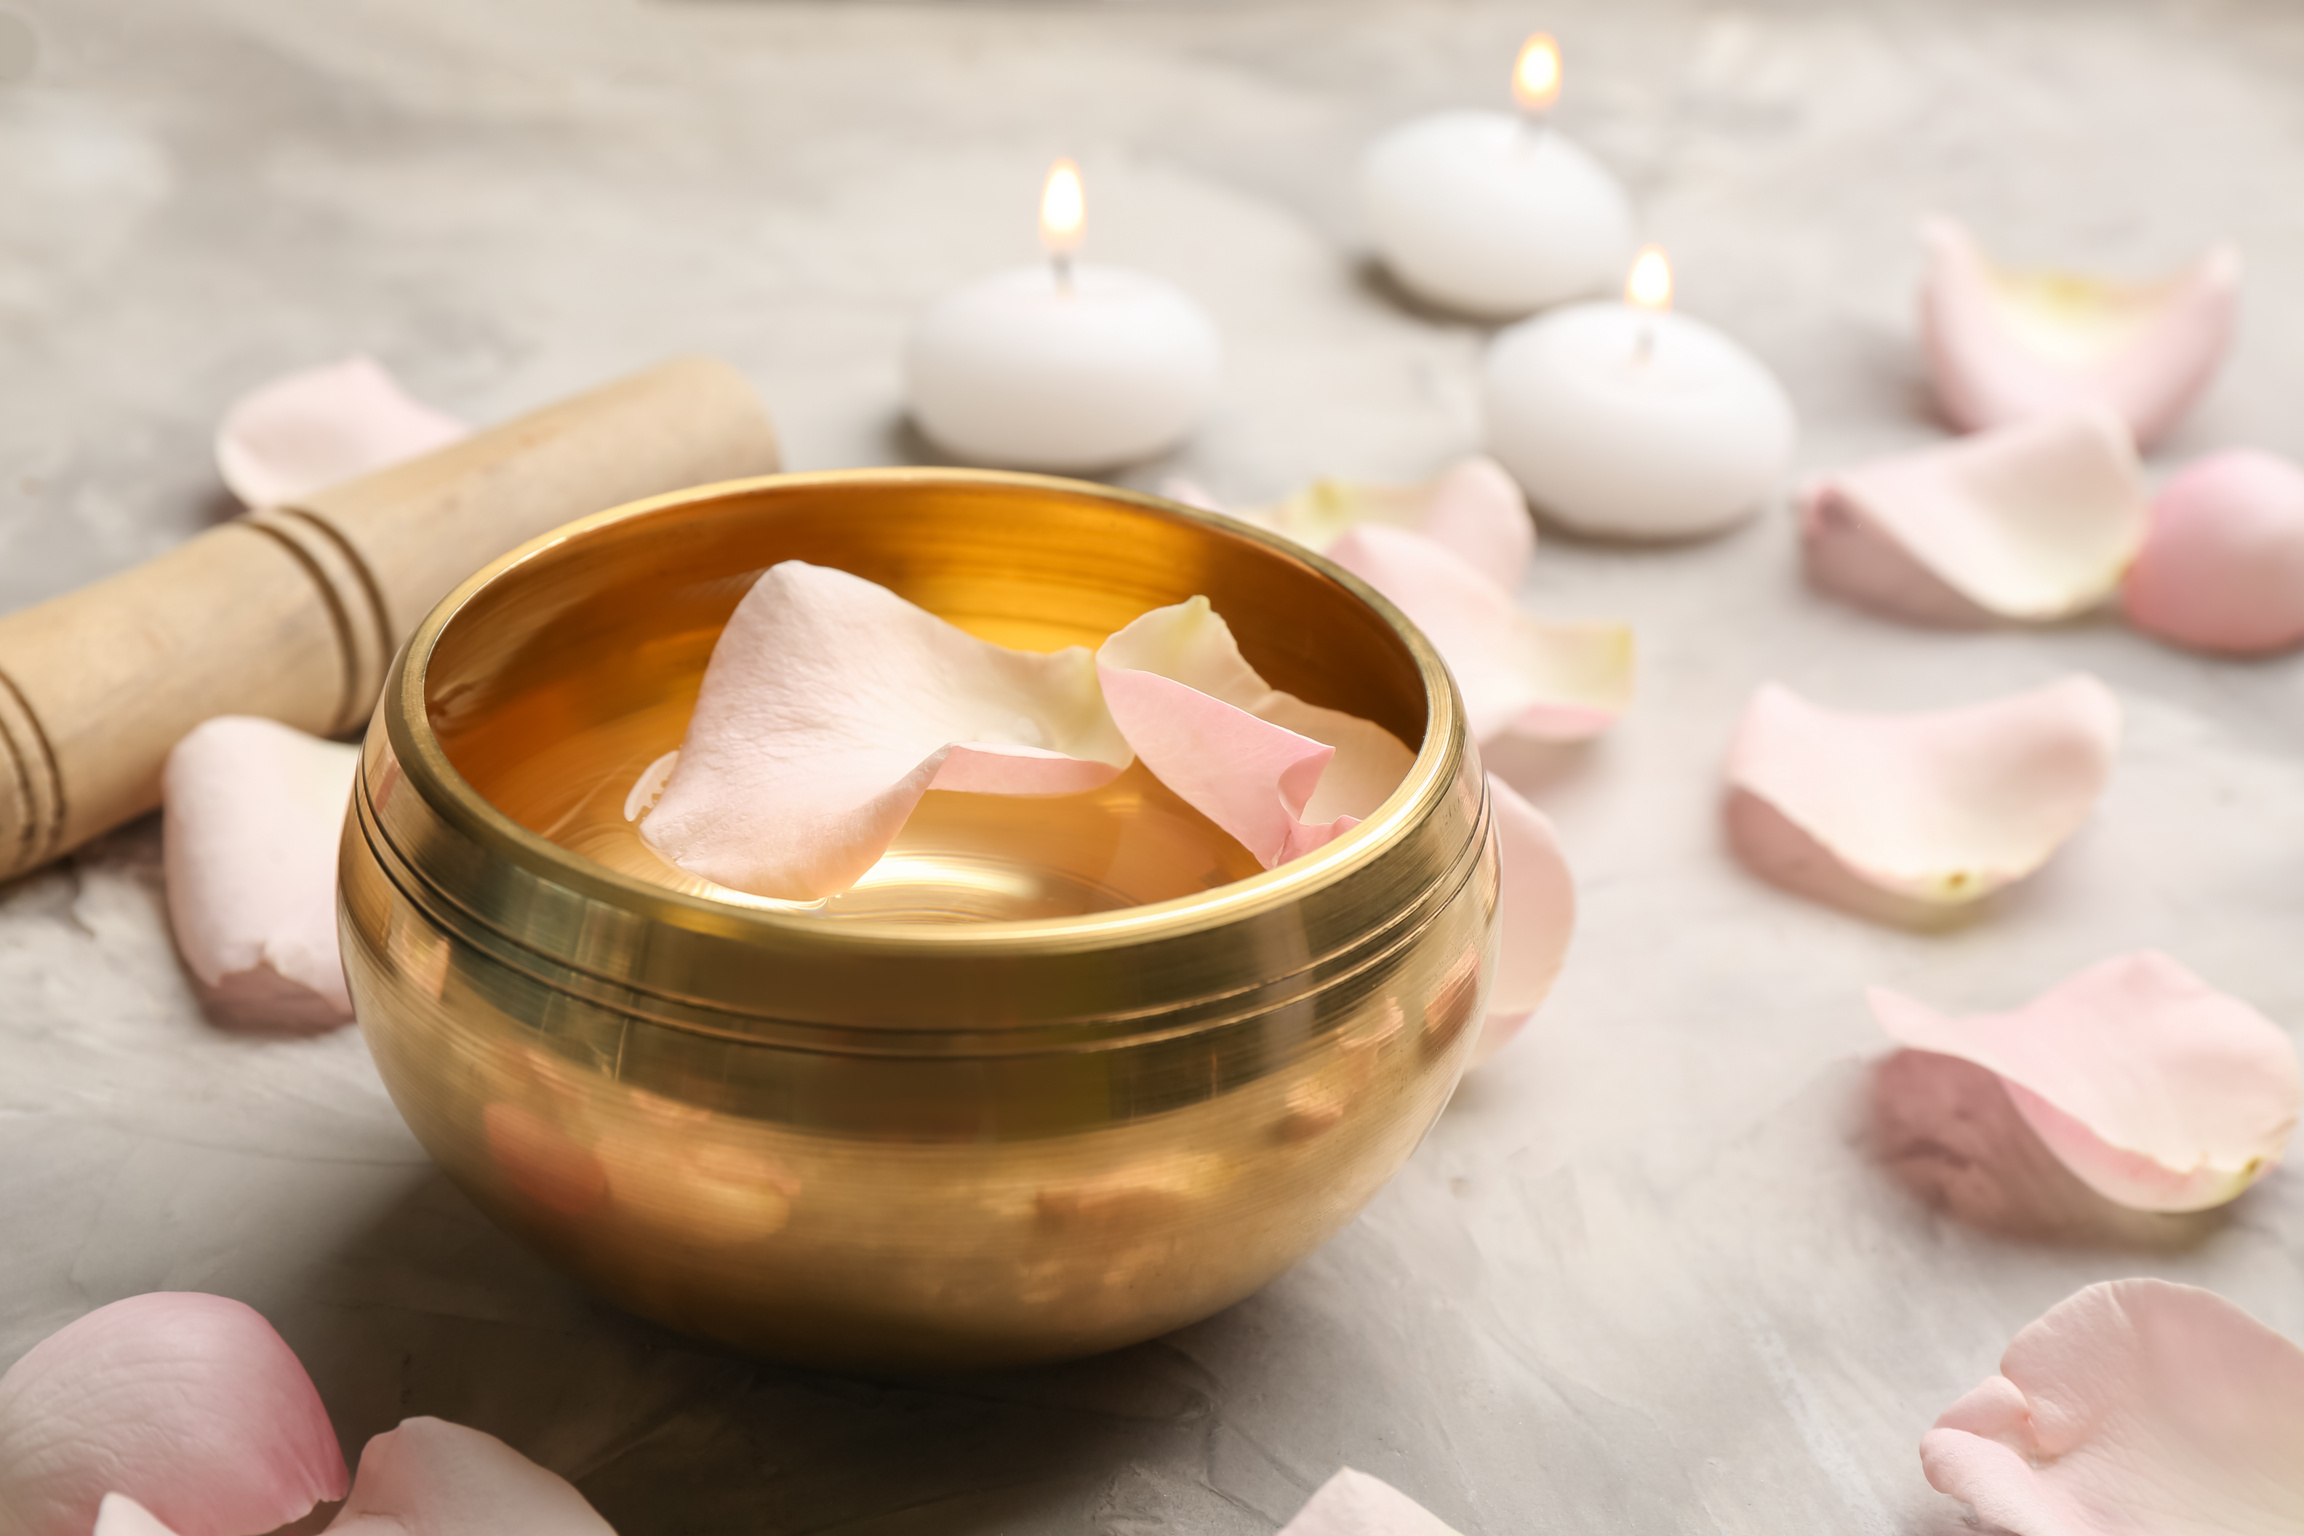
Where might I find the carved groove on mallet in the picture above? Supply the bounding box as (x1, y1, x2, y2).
(0, 664, 64, 877)
(240, 507, 395, 735)
(273, 504, 397, 721)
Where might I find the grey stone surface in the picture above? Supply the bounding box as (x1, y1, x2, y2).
(4, 0, 2303, 1531)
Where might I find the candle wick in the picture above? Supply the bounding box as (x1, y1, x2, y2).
(1052, 253, 1074, 295)
(1512, 113, 1549, 154)
(1634, 321, 1655, 365)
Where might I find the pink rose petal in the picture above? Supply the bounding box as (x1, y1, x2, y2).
(0, 1293, 348, 1536)
(1869, 952, 2300, 1213)
(1096, 668, 1344, 866)
(2124, 448, 2304, 655)
(1278, 1468, 1461, 1536)
(1920, 1279, 2304, 1536)
(1920, 219, 2239, 450)
(325, 1418, 613, 1536)
(1327, 525, 1633, 744)
(1097, 601, 1572, 1057)
(1867, 1050, 2205, 1244)
(1158, 468, 1622, 740)
(95, 1422, 619, 1536)
(161, 716, 360, 1031)
(214, 355, 467, 508)
(1801, 410, 2147, 626)
(1245, 457, 1536, 590)
(636, 562, 1133, 901)
(1097, 596, 1414, 868)
(630, 563, 1565, 1082)
(91, 1496, 182, 1536)
(1411, 457, 1537, 588)
(1156, 475, 1222, 514)
(1472, 775, 1575, 1064)
(1725, 676, 2118, 906)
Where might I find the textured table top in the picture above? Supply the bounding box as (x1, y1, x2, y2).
(4, 1, 2303, 1531)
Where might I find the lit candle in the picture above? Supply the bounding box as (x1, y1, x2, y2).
(1481, 247, 1797, 540)
(905, 159, 1223, 472)
(1360, 34, 1636, 318)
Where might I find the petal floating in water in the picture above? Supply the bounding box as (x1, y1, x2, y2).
(1098, 595, 1414, 868)
(638, 562, 1133, 901)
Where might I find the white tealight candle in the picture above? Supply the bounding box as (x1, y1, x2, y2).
(1361, 34, 1636, 318)
(906, 159, 1222, 472)
(1482, 247, 1797, 540)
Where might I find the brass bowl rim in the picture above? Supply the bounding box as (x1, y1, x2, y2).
(383, 466, 1467, 958)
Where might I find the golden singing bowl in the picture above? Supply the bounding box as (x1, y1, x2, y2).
(339, 469, 1498, 1372)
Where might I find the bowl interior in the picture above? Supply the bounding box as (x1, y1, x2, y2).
(422, 472, 1429, 924)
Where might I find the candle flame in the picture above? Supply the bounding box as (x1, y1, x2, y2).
(1627, 245, 1672, 312)
(1040, 158, 1085, 256)
(1513, 33, 1562, 113)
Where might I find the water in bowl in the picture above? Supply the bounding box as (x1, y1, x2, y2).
(481, 695, 1265, 923)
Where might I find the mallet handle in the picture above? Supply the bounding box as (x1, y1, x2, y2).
(0, 354, 780, 880)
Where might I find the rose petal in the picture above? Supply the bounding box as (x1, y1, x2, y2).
(0, 1293, 349, 1536)
(92, 1495, 182, 1536)
(2123, 449, 2304, 655)
(1277, 1468, 1462, 1536)
(324, 1418, 613, 1536)
(1245, 457, 1536, 590)
(1920, 218, 2239, 450)
(1920, 1279, 2304, 1536)
(1725, 676, 2118, 905)
(1472, 775, 1575, 1064)
(637, 562, 1133, 901)
(1867, 1050, 2201, 1243)
(1409, 458, 1537, 589)
(1156, 475, 1222, 514)
(1869, 952, 2300, 1213)
(214, 355, 467, 508)
(1153, 468, 1618, 743)
(1800, 410, 2147, 625)
(1097, 596, 1414, 867)
(1095, 668, 1344, 867)
(161, 716, 360, 1031)
(1327, 524, 1633, 743)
